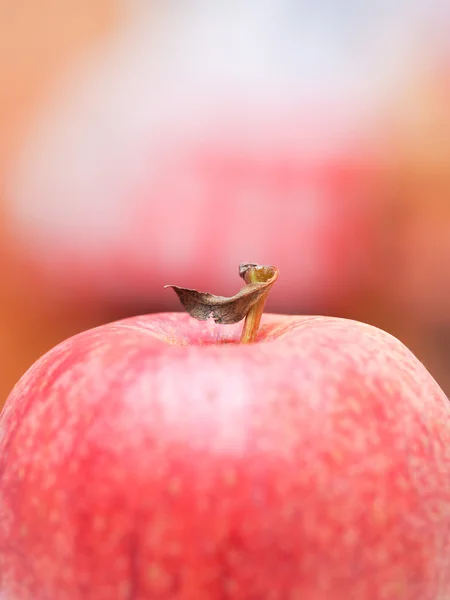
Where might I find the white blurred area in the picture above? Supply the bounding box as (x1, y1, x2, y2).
(4, 0, 450, 305)
(0, 0, 450, 404)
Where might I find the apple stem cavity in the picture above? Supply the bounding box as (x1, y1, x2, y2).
(165, 263, 279, 343)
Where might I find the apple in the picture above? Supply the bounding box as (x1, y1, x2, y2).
(1, 309, 449, 599)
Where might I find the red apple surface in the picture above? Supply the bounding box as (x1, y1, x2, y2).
(0, 312, 449, 600)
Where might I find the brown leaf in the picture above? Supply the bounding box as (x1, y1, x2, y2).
(165, 263, 279, 324)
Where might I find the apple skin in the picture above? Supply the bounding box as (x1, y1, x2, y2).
(0, 312, 449, 600)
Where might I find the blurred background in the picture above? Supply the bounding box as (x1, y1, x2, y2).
(1, 0, 449, 405)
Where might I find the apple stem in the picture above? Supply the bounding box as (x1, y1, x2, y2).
(240, 293, 269, 343)
(166, 262, 278, 340)
(240, 266, 272, 343)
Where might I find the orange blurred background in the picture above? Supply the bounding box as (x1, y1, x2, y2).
(1, 1, 449, 405)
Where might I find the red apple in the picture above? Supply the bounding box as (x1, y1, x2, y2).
(1, 312, 449, 599)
